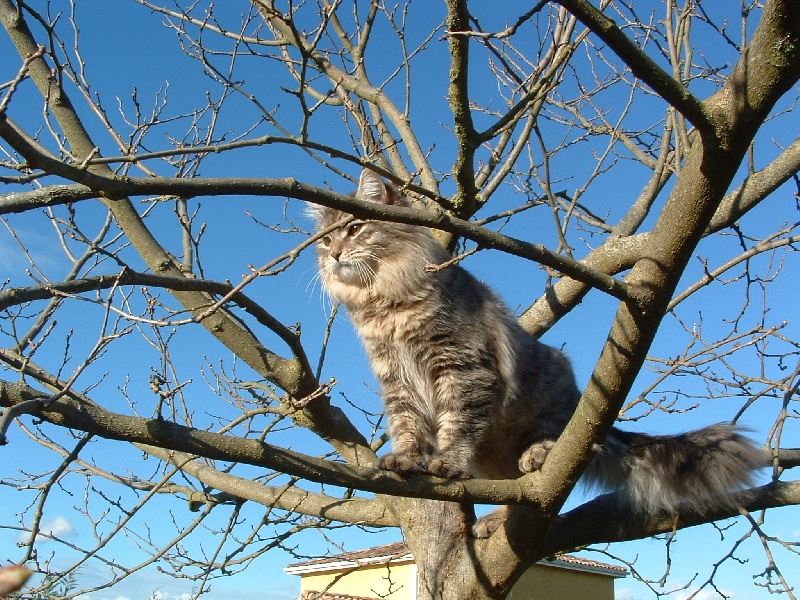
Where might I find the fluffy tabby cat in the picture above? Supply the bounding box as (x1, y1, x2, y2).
(310, 168, 764, 536)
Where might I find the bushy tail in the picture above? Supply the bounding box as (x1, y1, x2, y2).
(584, 424, 766, 515)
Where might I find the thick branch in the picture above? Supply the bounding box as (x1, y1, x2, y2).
(519, 233, 647, 336)
(4, 377, 795, 514)
(0, 171, 637, 302)
(0, 378, 546, 506)
(444, 0, 479, 215)
(708, 134, 800, 234)
(554, 0, 712, 131)
(541, 480, 800, 557)
(0, 183, 97, 213)
(0, 0, 373, 466)
(534, 0, 800, 531)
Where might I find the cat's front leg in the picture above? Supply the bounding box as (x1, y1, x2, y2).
(379, 402, 428, 475)
(425, 408, 480, 480)
(379, 450, 426, 474)
(424, 456, 472, 479)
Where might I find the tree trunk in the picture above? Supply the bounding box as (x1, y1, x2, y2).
(400, 500, 512, 600)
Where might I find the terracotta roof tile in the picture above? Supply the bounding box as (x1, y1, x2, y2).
(545, 553, 628, 574)
(287, 542, 411, 569)
(299, 592, 381, 600)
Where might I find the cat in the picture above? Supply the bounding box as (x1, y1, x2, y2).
(310, 167, 765, 537)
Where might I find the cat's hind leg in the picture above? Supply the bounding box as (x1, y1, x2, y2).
(472, 440, 556, 538)
(471, 505, 510, 539)
(518, 440, 556, 473)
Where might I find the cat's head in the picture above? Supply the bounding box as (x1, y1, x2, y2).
(309, 169, 444, 305)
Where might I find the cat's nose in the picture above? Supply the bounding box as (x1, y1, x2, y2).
(330, 249, 342, 261)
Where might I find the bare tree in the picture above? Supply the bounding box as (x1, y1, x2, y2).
(1, 1, 799, 599)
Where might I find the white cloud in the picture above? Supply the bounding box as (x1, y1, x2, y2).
(42, 515, 76, 538)
(17, 515, 76, 544)
(149, 591, 194, 600)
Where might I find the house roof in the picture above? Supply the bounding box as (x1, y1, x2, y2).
(285, 542, 413, 576)
(285, 541, 627, 579)
(298, 593, 383, 600)
(542, 553, 628, 577)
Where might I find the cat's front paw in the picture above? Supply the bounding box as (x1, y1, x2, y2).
(425, 456, 472, 480)
(379, 451, 425, 475)
(519, 440, 556, 472)
(471, 506, 510, 538)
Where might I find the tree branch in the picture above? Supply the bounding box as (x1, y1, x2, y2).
(444, 0, 479, 215)
(0, 183, 97, 213)
(140, 445, 397, 527)
(534, 0, 800, 530)
(251, 0, 438, 191)
(0, 168, 638, 302)
(0, 0, 374, 468)
(0, 377, 551, 506)
(540, 480, 800, 557)
(0, 270, 312, 371)
(554, 0, 712, 132)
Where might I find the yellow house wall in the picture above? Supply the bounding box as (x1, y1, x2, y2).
(299, 561, 415, 599)
(298, 561, 618, 600)
(508, 564, 616, 600)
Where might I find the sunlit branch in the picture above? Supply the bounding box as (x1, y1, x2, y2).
(4, 375, 795, 514)
(0, 377, 541, 506)
(518, 233, 646, 336)
(0, 166, 638, 301)
(141, 444, 397, 527)
(0, 182, 425, 224)
(455, 2, 548, 40)
(540, 480, 800, 557)
(520, 126, 800, 336)
(135, 0, 287, 47)
(554, 0, 712, 132)
(443, 0, 479, 215)
(708, 134, 800, 234)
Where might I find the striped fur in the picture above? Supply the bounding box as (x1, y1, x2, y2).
(311, 169, 764, 532)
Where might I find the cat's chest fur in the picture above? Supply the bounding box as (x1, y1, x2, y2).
(349, 294, 444, 414)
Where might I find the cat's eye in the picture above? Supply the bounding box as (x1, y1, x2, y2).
(320, 235, 332, 247)
(347, 222, 363, 236)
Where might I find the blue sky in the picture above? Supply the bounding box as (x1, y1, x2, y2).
(1, 1, 798, 599)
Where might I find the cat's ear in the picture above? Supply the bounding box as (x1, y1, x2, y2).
(357, 168, 410, 207)
(357, 168, 387, 204)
